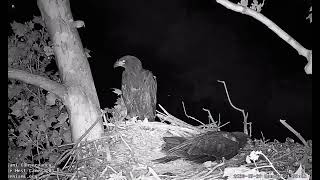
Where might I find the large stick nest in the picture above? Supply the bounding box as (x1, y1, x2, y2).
(32, 105, 311, 180)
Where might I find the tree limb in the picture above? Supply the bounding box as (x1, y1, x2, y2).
(8, 68, 67, 99)
(216, 0, 312, 75)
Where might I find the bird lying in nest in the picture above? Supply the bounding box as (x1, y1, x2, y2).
(153, 131, 250, 164)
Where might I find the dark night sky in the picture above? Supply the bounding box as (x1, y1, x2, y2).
(8, 0, 312, 142)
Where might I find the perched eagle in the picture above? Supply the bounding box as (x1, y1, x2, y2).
(114, 55, 157, 121)
(153, 131, 249, 164)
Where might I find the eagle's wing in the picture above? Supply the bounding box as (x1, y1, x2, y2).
(122, 70, 140, 118)
(163, 131, 242, 162)
(121, 68, 157, 120)
(187, 131, 241, 160)
(141, 69, 157, 120)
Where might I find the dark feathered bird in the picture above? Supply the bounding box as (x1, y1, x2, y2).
(153, 131, 249, 164)
(114, 55, 157, 121)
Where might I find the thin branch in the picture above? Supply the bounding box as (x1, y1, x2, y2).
(202, 108, 215, 124)
(202, 108, 219, 129)
(215, 0, 312, 74)
(8, 68, 67, 99)
(218, 122, 230, 129)
(280, 119, 308, 146)
(182, 101, 205, 125)
(217, 80, 250, 135)
(157, 104, 201, 132)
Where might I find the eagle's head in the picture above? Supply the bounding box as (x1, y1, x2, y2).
(230, 131, 250, 148)
(114, 55, 142, 71)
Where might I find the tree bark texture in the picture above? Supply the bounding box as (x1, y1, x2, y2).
(36, 0, 104, 142)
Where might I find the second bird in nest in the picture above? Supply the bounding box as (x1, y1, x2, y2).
(153, 131, 250, 164)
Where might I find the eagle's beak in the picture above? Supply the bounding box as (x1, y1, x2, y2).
(113, 59, 125, 68)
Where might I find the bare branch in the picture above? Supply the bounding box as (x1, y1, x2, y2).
(182, 101, 205, 125)
(157, 104, 202, 132)
(8, 68, 67, 99)
(216, 0, 312, 74)
(217, 80, 250, 135)
(202, 108, 214, 124)
(202, 108, 219, 128)
(280, 119, 308, 146)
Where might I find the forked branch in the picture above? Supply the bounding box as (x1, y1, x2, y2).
(216, 0, 312, 74)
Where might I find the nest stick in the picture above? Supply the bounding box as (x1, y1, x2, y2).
(280, 119, 308, 146)
(157, 104, 201, 132)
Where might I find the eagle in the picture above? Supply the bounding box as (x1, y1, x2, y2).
(114, 55, 157, 121)
(153, 131, 249, 164)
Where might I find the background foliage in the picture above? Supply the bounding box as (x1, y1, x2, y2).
(8, 16, 72, 165)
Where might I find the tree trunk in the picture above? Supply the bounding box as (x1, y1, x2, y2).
(37, 0, 104, 142)
(9, 0, 104, 142)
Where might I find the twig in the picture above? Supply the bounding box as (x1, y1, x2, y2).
(279, 119, 308, 147)
(148, 167, 161, 180)
(202, 108, 215, 124)
(182, 101, 205, 125)
(253, 152, 286, 180)
(158, 104, 171, 115)
(217, 80, 250, 135)
(202, 108, 219, 127)
(157, 104, 201, 132)
(119, 133, 132, 152)
(218, 122, 230, 129)
(201, 161, 225, 178)
(260, 131, 269, 143)
(99, 165, 118, 178)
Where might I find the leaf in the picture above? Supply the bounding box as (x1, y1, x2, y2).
(57, 113, 68, 124)
(10, 100, 28, 117)
(11, 21, 27, 37)
(8, 85, 22, 99)
(38, 122, 47, 132)
(42, 150, 50, 159)
(47, 107, 60, 118)
(238, 0, 248, 7)
(46, 92, 57, 106)
(33, 106, 46, 119)
(250, 0, 265, 13)
(50, 130, 62, 145)
(306, 7, 312, 24)
(27, 21, 34, 30)
(53, 136, 62, 146)
(45, 117, 57, 127)
(32, 16, 43, 26)
(17, 131, 29, 147)
(43, 45, 54, 56)
(63, 131, 72, 143)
